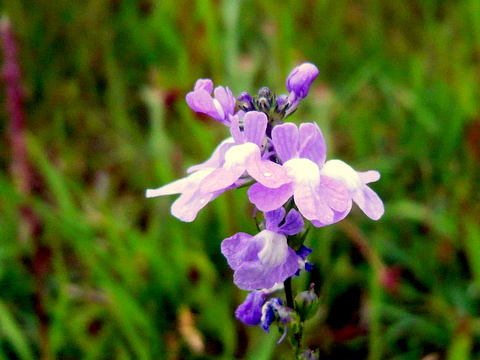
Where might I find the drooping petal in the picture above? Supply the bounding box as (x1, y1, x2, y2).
(233, 247, 298, 290)
(272, 122, 299, 163)
(357, 185, 385, 220)
(310, 201, 352, 228)
(248, 182, 293, 212)
(170, 186, 220, 222)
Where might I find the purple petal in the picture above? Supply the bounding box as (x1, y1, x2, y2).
(357, 185, 385, 220)
(235, 291, 268, 326)
(243, 111, 268, 147)
(231, 230, 300, 290)
(264, 207, 287, 232)
(170, 187, 219, 222)
(310, 201, 352, 227)
(320, 175, 349, 212)
(278, 209, 304, 235)
(248, 182, 293, 212)
(186, 90, 219, 118)
(214, 86, 236, 118)
(298, 123, 326, 167)
(296, 245, 312, 260)
(245, 154, 291, 189)
(272, 122, 299, 163)
(193, 78, 213, 93)
(221, 232, 256, 270)
(234, 249, 299, 290)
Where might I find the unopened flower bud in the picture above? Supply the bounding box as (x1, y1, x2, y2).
(237, 92, 254, 111)
(286, 63, 319, 98)
(294, 284, 320, 321)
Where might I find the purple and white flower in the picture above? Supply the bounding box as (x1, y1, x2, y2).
(248, 122, 350, 227)
(248, 122, 383, 226)
(221, 208, 308, 290)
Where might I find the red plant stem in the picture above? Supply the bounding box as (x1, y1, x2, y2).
(1, 16, 51, 359)
(1, 16, 30, 196)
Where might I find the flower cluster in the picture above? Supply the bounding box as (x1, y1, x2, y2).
(146, 63, 384, 344)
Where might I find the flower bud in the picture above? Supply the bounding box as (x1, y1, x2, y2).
(286, 63, 319, 98)
(294, 284, 320, 321)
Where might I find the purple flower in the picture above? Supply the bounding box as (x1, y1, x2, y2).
(186, 79, 236, 126)
(221, 208, 306, 290)
(286, 63, 319, 99)
(248, 122, 351, 227)
(200, 111, 291, 193)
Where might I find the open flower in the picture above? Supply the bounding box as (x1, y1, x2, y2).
(248, 122, 351, 227)
(221, 208, 306, 290)
(249, 122, 384, 226)
(186, 79, 236, 126)
(200, 111, 291, 193)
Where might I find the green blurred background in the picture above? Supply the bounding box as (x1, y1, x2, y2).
(1, 0, 480, 359)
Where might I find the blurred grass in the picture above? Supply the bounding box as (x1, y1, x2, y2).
(1, 0, 480, 359)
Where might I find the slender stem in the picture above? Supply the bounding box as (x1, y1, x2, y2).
(284, 277, 294, 309)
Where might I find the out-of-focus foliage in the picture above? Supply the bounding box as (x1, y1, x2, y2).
(1, 0, 480, 359)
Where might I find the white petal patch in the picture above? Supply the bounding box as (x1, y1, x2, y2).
(321, 159, 362, 192)
(257, 230, 288, 267)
